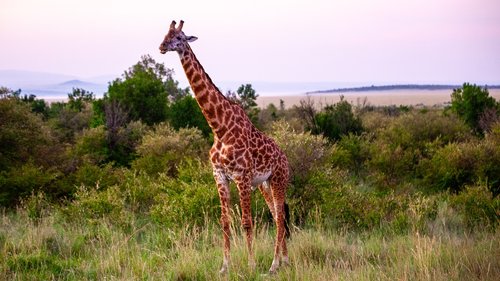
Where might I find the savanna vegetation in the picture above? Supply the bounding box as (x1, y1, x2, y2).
(1, 56, 499, 280)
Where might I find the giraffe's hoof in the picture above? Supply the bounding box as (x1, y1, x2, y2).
(268, 263, 280, 275)
(219, 265, 228, 275)
(248, 260, 256, 271)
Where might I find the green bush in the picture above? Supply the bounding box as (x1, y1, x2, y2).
(376, 110, 470, 150)
(313, 97, 363, 141)
(150, 161, 220, 227)
(167, 95, 211, 137)
(132, 123, 208, 176)
(318, 184, 408, 231)
(450, 184, 499, 230)
(419, 129, 500, 194)
(269, 120, 333, 221)
(331, 133, 371, 175)
(0, 163, 60, 207)
(366, 110, 472, 189)
(63, 185, 129, 226)
(20, 191, 52, 220)
(450, 83, 498, 134)
(0, 98, 54, 170)
(106, 55, 171, 125)
(71, 126, 109, 165)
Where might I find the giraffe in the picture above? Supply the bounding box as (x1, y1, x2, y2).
(159, 20, 290, 274)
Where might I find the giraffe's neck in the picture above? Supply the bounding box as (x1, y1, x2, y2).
(178, 45, 234, 139)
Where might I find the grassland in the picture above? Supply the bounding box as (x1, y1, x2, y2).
(1, 206, 499, 281)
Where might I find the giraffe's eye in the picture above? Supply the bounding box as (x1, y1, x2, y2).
(176, 36, 182, 40)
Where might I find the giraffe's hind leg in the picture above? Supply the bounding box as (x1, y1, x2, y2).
(268, 178, 288, 274)
(258, 182, 276, 220)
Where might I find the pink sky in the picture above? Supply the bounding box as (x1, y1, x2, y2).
(1, 0, 499, 85)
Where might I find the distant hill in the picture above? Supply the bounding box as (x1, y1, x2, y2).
(0, 70, 112, 99)
(307, 84, 500, 94)
(0, 70, 78, 88)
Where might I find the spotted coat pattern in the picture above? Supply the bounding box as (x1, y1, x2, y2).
(159, 20, 289, 274)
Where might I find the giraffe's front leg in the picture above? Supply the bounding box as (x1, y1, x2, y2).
(214, 170, 231, 274)
(236, 180, 256, 271)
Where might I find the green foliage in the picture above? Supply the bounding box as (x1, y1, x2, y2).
(106, 55, 181, 125)
(150, 161, 220, 227)
(236, 84, 258, 110)
(419, 125, 500, 194)
(0, 163, 59, 206)
(64, 185, 128, 224)
(450, 184, 499, 230)
(132, 123, 208, 176)
(331, 133, 370, 175)
(450, 83, 498, 134)
(106, 120, 148, 166)
(49, 102, 94, 143)
(67, 88, 94, 112)
(270, 120, 333, 220)
(70, 162, 122, 191)
(20, 191, 52, 221)
(226, 84, 260, 126)
(0, 98, 53, 170)
(72, 126, 109, 165)
(366, 110, 472, 189)
(313, 97, 363, 141)
(167, 95, 211, 136)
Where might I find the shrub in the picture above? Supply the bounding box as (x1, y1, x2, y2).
(49, 103, 93, 143)
(63, 185, 129, 226)
(375, 110, 470, 151)
(450, 184, 499, 230)
(331, 133, 371, 175)
(167, 95, 211, 137)
(0, 163, 60, 207)
(20, 191, 52, 220)
(106, 55, 171, 125)
(0, 98, 54, 170)
(313, 97, 363, 141)
(269, 120, 335, 222)
(71, 162, 122, 191)
(450, 83, 498, 134)
(71, 126, 109, 165)
(419, 132, 500, 194)
(132, 123, 208, 176)
(318, 184, 412, 231)
(150, 161, 220, 227)
(106, 120, 148, 166)
(366, 110, 472, 189)
(270, 120, 331, 185)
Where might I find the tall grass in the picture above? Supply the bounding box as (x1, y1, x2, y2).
(1, 207, 498, 280)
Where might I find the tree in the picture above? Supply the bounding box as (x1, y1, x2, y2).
(0, 97, 53, 170)
(68, 88, 94, 112)
(450, 83, 498, 135)
(226, 84, 260, 126)
(168, 95, 211, 137)
(294, 97, 318, 132)
(313, 96, 363, 141)
(236, 84, 258, 110)
(106, 55, 182, 125)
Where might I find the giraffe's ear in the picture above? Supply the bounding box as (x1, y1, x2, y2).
(186, 36, 198, 42)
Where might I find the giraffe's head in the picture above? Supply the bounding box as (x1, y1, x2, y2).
(159, 20, 198, 54)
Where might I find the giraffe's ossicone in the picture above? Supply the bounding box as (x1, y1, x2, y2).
(159, 20, 290, 274)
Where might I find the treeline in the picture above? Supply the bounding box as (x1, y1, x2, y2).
(309, 83, 500, 94)
(0, 55, 499, 232)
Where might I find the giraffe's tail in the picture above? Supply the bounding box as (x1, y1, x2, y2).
(284, 202, 291, 239)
